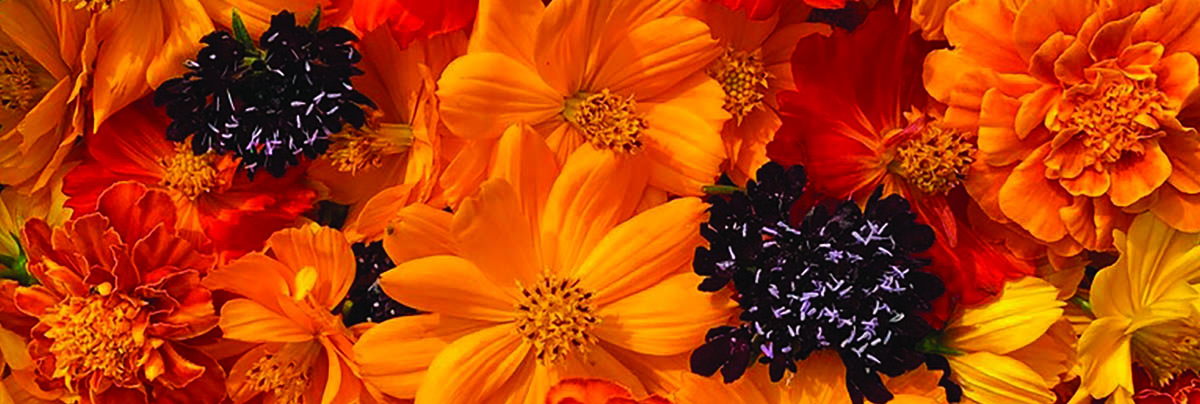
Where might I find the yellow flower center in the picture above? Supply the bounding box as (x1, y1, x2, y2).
(1131, 319, 1200, 386)
(514, 274, 599, 364)
(890, 123, 976, 194)
(245, 343, 320, 404)
(63, 0, 123, 12)
(1057, 76, 1169, 167)
(562, 89, 647, 154)
(708, 47, 770, 124)
(0, 50, 41, 114)
(326, 112, 414, 174)
(43, 294, 146, 387)
(161, 143, 221, 199)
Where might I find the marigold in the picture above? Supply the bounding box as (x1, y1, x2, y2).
(14, 182, 223, 404)
(62, 100, 316, 257)
(204, 224, 364, 404)
(436, 0, 730, 202)
(353, 125, 736, 402)
(924, 0, 1200, 253)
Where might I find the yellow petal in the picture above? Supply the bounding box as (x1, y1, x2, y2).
(1077, 316, 1133, 398)
(594, 273, 735, 356)
(949, 352, 1056, 404)
(945, 277, 1065, 354)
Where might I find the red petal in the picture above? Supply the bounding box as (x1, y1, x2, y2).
(703, 0, 783, 19)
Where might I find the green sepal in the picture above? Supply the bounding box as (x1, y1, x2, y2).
(1069, 295, 1094, 316)
(0, 234, 36, 286)
(231, 9, 258, 52)
(915, 331, 963, 356)
(701, 184, 745, 195)
(307, 5, 323, 33)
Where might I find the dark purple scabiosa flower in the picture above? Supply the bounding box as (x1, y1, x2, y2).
(154, 10, 375, 178)
(337, 241, 418, 326)
(690, 162, 955, 404)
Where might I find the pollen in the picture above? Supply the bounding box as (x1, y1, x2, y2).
(1057, 75, 1169, 169)
(326, 112, 414, 174)
(514, 273, 599, 364)
(43, 295, 147, 387)
(245, 343, 320, 404)
(891, 123, 976, 194)
(709, 47, 770, 124)
(63, 0, 124, 12)
(161, 143, 221, 199)
(1131, 318, 1200, 386)
(0, 50, 41, 113)
(562, 89, 648, 154)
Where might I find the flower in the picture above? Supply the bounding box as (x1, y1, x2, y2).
(352, 125, 736, 402)
(154, 10, 376, 178)
(203, 224, 364, 404)
(335, 240, 417, 326)
(13, 182, 223, 403)
(767, 0, 1033, 308)
(0, 0, 89, 194)
(686, 1, 829, 183)
(910, 0, 960, 40)
(351, 0, 477, 48)
(923, 0, 1200, 253)
(62, 100, 317, 257)
(436, 0, 730, 202)
(1076, 213, 1200, 402)
(1133, 365, 1200, 404)
(548, 378, 672, 404)
(0, 160, 74, 286)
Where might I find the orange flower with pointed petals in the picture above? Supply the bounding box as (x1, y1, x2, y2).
(548, 379, 672, 404)
(351, 0, 477, 47)
(436, 0, 730, 203)
(767, 0, 1033, 307)
(63, 100, 317, 257)
(352, 124, 736, 403)
(204, 224, 363, 404)
(924, 0, 1200, 253)
(14, 182, 223, 404)
(686, 1, 829, 183)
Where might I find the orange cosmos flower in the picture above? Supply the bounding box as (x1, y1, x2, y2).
(436, 0, 730, 203)
(686, 1, 829, 183)
(0, 0, 89, 194)
(924, 0, 1200, 253)
(14, 182, 223, 404)
(204, 224, 363, 404)
(548, 379, 672, 404)
(351, 0, 477, 47)
(353, 124, 736, 402)
(767, 0, 1033, 307)
(62, 100, 317, 257)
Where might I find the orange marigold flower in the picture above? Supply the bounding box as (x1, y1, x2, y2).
(14, 182, 223, 404)
(62, 100, 317, 257)
(204, 224, 364, 404)
(351, 0, 476, 48)
(547, 378, 672, 404)
(924, 0, 1200, 253)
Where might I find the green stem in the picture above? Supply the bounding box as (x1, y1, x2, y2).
(1069, 295, 1094, 316)
(702, 185, 744, 195)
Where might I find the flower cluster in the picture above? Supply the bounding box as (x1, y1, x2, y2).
(0, 0, 1198, 403)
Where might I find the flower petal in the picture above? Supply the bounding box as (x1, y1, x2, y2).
(998, 145, 1072, 243)
(595, 273, 736, 356)
(453, 179, 542, 287)
(218, 298, 313, 343)
(414, 325, 531, 404)
(382, 204, 456, 264)
(379, 255, 516, 321)
(437, 52, 562, 139)
(593, 16, 720, 101)
(354, 314, 492, 399)
(944, 277, 1065, 355)
(266, 226, 357, 310)
(948, 352, 1056, 404)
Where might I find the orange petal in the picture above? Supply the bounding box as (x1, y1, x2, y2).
(593, 16, 721, 101)
(91, 0, 164, 130)
(978, 89, 1051, 167)
(0, 0, 71, 78)
(379, 255, 516, 321)
(440, 138, 498, 209)
(203, 252, 291, 311)
(470, 0, 542, 65)
(146, 0, 212, 88)
(1107, 142, 1171, 207)
(266, 226, 357, 310)
(1058, 168, 1110, 197)
(348, 183, 417, 242)
(1131, 0, 1200, 56)
(1161, 133, 1200, 194)
(1153, 52, 1200, 109)
(1011, 0, 1093, 61)
(594, 273, 736, 356)
(218, 298, 314, 343)
(453, 179, 542, 287)
(641, 103, 726, 196)
(437, 52, 562, 139)
(1014, 85, 1060, 140)
(489, 123, 560, 233)
(354, 314, 492, 399)
(942, 0, 1026, 73)
(1151, 185, 1200, 232)
(998, 145, 1072, 243)
(382, 204, 455, 264)
(414, 325, 530, 404)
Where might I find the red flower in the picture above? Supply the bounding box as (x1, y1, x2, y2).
(767, 0, 1033, 310)
(62, 100, 317, 257)
(352, 0, 477, 47)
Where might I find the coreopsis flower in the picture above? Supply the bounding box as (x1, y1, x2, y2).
(62, 100, 317, 257)
(351, 0, 477, 47)
(767, 0, 1033, 308)
(0, 0, 89, 194)
(14, 182, 223, 404)
(689, 162, 952, 403)
(548, 379, 672, 404)
(353, 127, 737, 402)
(154, 10, 376, 178)
(686, 1, 829, 183)
(436, 0, 730, 202)
(1075, 213, 1200, 403)
(923, 0, 1200, 253)
(203, 224, 364, 403)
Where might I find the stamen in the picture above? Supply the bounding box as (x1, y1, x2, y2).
(1055, 75, 1169, 169)
(0, 50, 41, 113)
(43, 294, 147, 387)
(326, 112, 414, 174)
(709, 47, 770, 124)
(160, 143, 222, 199)
(562, 89, 647, 154)
(245, 343, 321, 404)
(62, 0, 124, 12)
(1131, 319, 1200, 386)
(890, 122, 975, 194)
(514, 273, 599, 364)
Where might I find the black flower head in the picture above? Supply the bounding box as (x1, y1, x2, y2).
(154, 10, 375, 178)
(690, 163, 955, 404)
(337, 241, 417, 326)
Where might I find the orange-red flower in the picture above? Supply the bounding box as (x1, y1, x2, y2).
(14, 182, 222, 404)
(62, 100, 317, 257)
(351, 0, 477, 47)
(767, 1, 1032, 307)
(924, 0, 1200, 253)
(547, 379, 672, 404)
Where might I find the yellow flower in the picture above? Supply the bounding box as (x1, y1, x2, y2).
(1075, 213, 1200, 403)
(436, 0, 730, 204)
(352, 124, 737, 403)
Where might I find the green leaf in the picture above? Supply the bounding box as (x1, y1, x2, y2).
(307, 5, 323, 33)
(231, 8, 257, 51)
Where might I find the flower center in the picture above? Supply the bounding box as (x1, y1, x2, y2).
(63, 0, 124, 12)
(708, 47, 770, 123)
(514, 273, 599, 364)
(245, 343, 320, 404)
(326, 112, 414, 174)
(161, 143, 221, 199)
(890, 123, 975, 194)
(43, 294, 146, 386)
(0, 50, 42, 114)
(1057, 76, 1169, 167)
(1131, 319, 1200, 386)
(562, 89, 647, 154)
